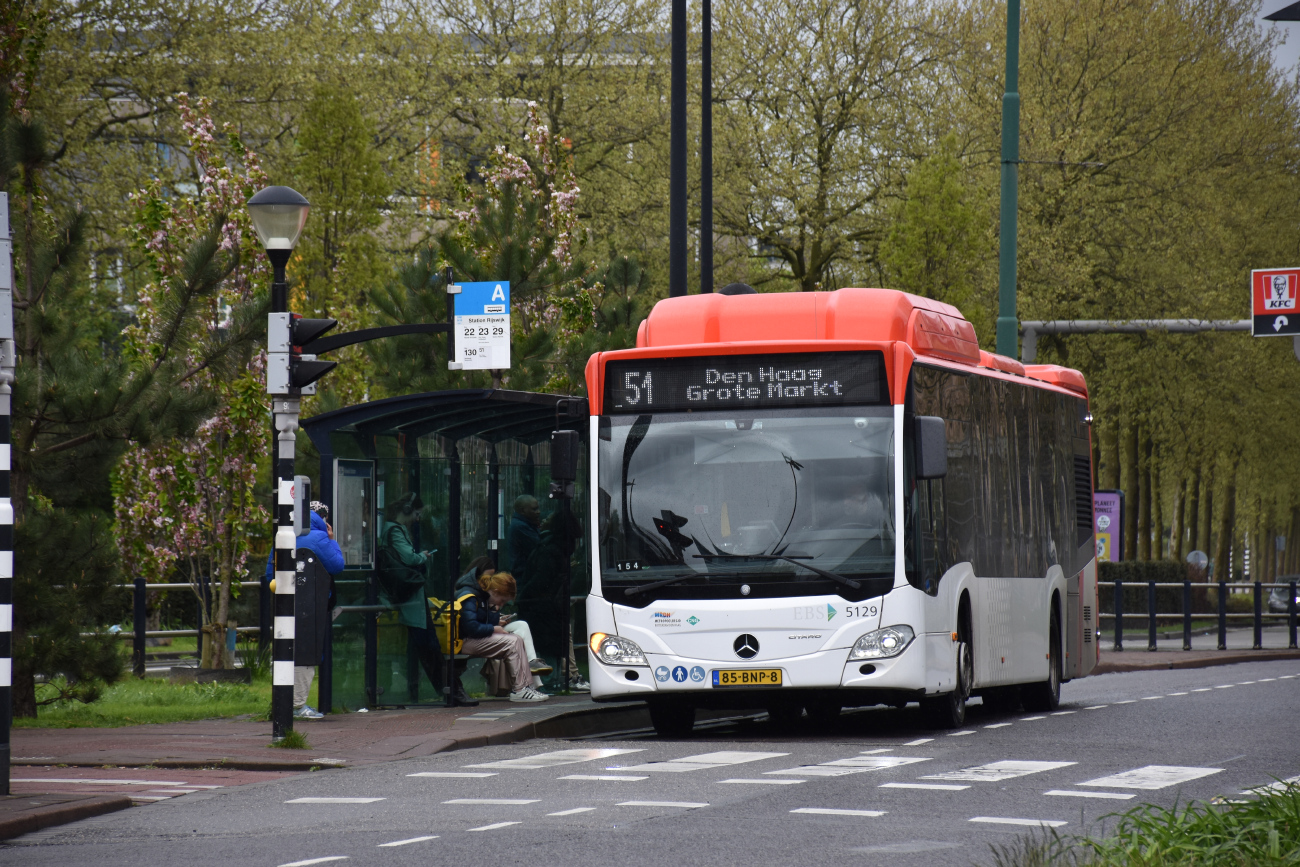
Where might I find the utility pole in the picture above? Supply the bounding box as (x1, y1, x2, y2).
(0, 194, 13, 794)
(670, 0, 687, 298)
(996, 0, 1022, 358)
(700, 0, 714, 294)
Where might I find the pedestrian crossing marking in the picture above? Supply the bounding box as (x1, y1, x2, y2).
(922, 761, 1075, 783)
(1078, 765, 1222, 790)
(618, 801, 709, 808)
(719, 778, 805, 785)
(620, 750, 788, 773)
(409, 772, 497, 778)
(444, 798, 539, 805)
(549, 807, 597, 816)
(468, 748, 642, 770)
(767, 766, 877, 777)
(880, 782, 969, 791)
(823, 756, 932, 770)
(560, 775, 647, 781)
(285, 797, 384, 804)
(1241, 775, 1300, 795)
(1045, 790, 1134, 800)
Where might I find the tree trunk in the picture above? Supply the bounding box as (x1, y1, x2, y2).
(1122, 422, 1139, 560)
(1186, 464, 1201, 555)
(1214, 458, 1238, 582)
(1201, 478, 1214, 565)
(1151, 454, 1163, 559)
(1100, 419, 1119, 490)
(1137, 427, 1152, 561)
(1170, 474, 1186, 563)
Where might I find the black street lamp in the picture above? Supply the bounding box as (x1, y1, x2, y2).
(249, 185, 311, 740)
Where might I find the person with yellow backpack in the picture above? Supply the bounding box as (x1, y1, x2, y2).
(455, 572, 549, 702)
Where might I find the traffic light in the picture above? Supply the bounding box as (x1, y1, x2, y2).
(267, 313, 338, 394)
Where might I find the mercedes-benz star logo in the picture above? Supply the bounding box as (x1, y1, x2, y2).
(733, 634, 759, 659)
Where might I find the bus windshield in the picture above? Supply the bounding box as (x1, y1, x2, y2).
(597, 407, 897, 601)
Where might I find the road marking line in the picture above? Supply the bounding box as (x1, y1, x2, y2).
(1079, 765, 1222, 790)
(791, 808, 886, 817)
(618, 801, 709, 808)
(1282, 675, 1298, 679)
(444, 798, 538, 805)
(1044, 790, 1135, 800)
(409, 772, 497, 778)
(903, 738, 933, 746)
(880, 782, 969, 791)
(279, 859, 348, 867)
(1115, 700, 1136, 704)
(719, 778, 805, 785)
(984, 723, 1013, 729)
(923, 761, 1075, 783)
(378, 836, 439, 847)
(1019, 716, 1046, 721)
(1141, 697, 1162, 701)
(1084, 705, 1107, 710)
(1191, 688, 1212, 692)
(1238, 681, 1255, 685)
(560, 775, 647, 781)
(1258, 678, 1277, 682)
(861, 748, 894, 754)
(620, 751, 789, 773)
(468, 822, 521, 832)
(549, 807, 597, 816)
(1215, 685, 1234, 689)
(1051, 711, 1076, 715)
(1168, 692, 1187, 696)
(948, 730, 976, 737)
(822, 757, 932, 770)
(970, 817, 1066, 828)
(285, 798, 383, 804)
(467, 748, 643, 770)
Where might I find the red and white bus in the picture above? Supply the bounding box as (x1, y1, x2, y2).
(583, 287, 1098, 735)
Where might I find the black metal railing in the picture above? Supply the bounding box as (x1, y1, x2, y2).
(1101, 579, 1298, 652)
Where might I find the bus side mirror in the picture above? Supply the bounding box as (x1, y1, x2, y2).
(915, 416, 947, 480)
(550, 429, 580, 499)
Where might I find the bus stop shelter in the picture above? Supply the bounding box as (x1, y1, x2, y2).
(301, 389, 588, 711)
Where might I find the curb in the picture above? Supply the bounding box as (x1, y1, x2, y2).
(0, 795, 133, 841)
(1093, 649, 1300, 675)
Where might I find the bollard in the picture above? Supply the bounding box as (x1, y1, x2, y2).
(1147, 580, 1158, 651)
(1253, 581, 1263, 650)
(1289, 580, 1297, 650)
(132, 578, 146, 678)
(259, 572, 271, 654)
(1113, 579, 1124, 651)
(1217, 580, 1227, 650)
(1182, 579, 1192, 651)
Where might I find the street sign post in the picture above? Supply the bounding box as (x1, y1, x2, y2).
(1250, 267, 1300, 337)
(452, 281, 510, 371)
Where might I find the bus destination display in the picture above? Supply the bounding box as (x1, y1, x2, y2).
(604, 351, 886, 413)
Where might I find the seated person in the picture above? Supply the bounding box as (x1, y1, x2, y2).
(457, 556, 552, 685)
(458, 572, 549, 703)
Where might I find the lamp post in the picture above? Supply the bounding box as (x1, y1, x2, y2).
(996, 0, 1021, 358)
(248, 186, 309, 741)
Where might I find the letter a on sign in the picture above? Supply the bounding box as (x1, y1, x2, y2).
(1251, 268, 1300, 337)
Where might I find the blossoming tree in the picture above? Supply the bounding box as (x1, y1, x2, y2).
(113, 95, 272, 669)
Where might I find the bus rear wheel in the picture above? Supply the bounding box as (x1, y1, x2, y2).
(1023, 615, 1061, 712)
(648, 701, 696, 738)
(922, 640, 971, 729)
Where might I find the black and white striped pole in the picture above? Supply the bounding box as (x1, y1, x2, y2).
(249, 187, 310, 741)
(0, 193, 13, 792)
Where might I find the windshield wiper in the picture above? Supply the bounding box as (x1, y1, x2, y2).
(623, 573, 701, 597)
(692, 553, 861, 590)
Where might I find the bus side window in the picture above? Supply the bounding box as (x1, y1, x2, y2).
(916, 478, 944, 594)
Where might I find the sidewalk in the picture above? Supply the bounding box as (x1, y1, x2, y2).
(12, 695, 646, 773)
(1094, 646, 1300, 674)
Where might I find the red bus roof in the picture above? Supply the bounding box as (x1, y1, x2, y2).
(586, 288, 1088, 409)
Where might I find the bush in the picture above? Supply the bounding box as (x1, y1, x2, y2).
(1099, 561, 1193, 615)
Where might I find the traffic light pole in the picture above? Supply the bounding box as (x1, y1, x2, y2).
(267, 250, 297, 741)
(0, 194, 14, 793)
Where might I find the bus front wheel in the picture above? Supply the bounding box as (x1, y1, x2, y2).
(1023, 614, 1062, 712)
(922, 640, 971, 729)
(648, 701, 696, 738)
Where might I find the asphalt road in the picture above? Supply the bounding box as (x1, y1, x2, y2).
(4, 659, 1298, 867)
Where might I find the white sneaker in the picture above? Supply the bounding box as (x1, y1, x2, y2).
(509, 686, 549, 703)
(293, 705, 324, 720)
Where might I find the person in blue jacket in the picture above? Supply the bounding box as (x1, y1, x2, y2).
(264, 501, 344, 719)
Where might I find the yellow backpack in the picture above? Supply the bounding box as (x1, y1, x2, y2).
(428, 592, 477, 655)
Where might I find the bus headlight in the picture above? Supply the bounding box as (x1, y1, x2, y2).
(848, 625, 915, 660)
(589, 633, 649, 667)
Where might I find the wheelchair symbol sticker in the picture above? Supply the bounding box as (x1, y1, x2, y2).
(689, 666, 706, 682)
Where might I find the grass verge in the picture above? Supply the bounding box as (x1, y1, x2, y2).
(14, 676, 300, 728)
(270, 730, 311, 749)
(988, 782, 1300, 866)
